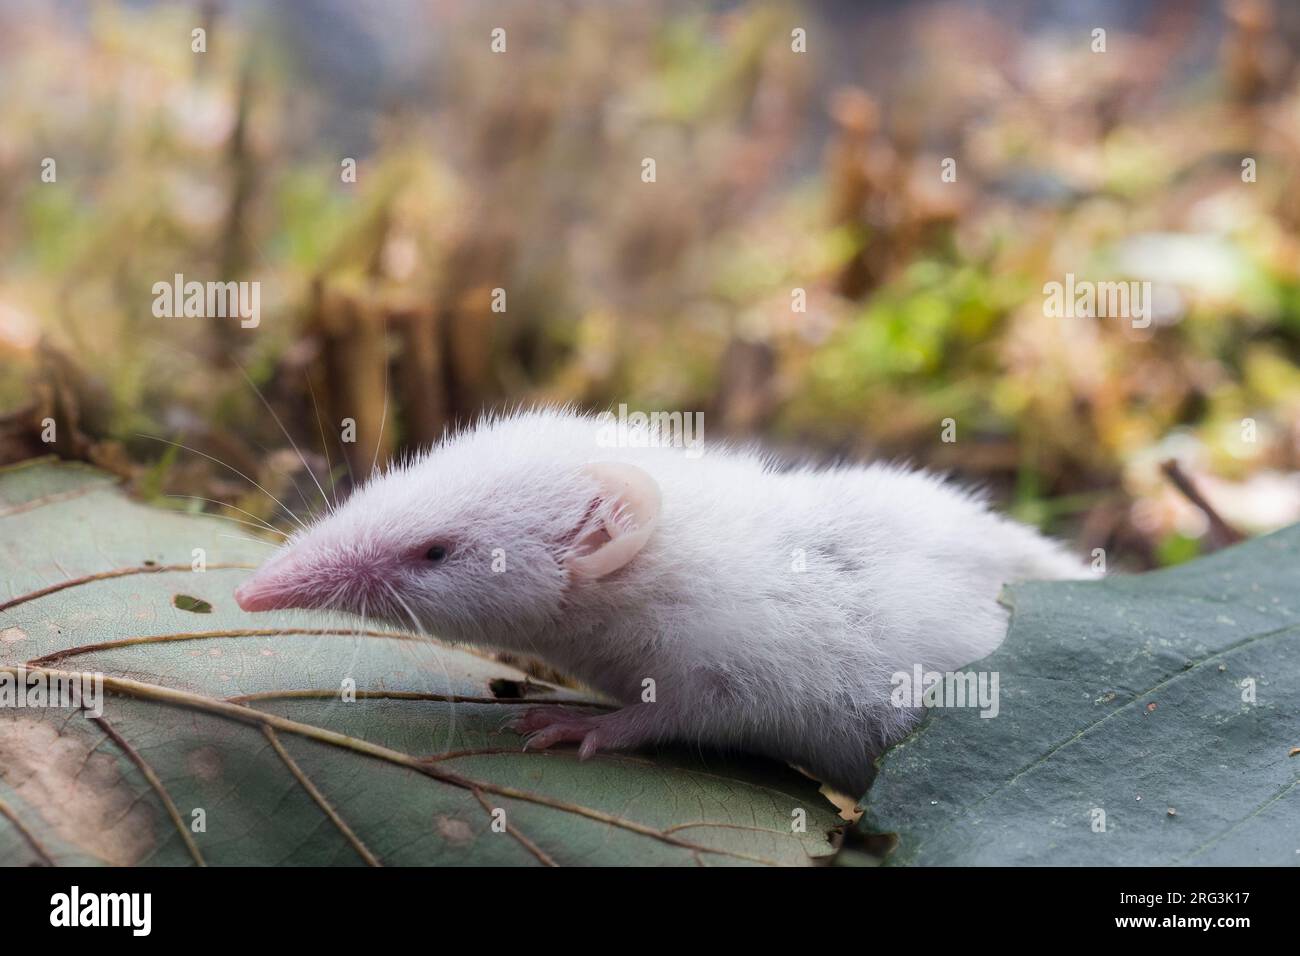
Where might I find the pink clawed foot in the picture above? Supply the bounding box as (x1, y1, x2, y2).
(508, 707, 615, 759)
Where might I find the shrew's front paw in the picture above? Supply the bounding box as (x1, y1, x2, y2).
(508, 706, 614, 759)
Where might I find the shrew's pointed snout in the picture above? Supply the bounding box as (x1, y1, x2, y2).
(233, 578, 282, 612)
(235, 542, 390, 614)
(235, 554, 312, 613)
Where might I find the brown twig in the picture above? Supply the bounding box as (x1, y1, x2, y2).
(1159, 459, 1246, 549)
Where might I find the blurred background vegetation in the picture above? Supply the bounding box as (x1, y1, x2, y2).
(4, 0, 1300, 570)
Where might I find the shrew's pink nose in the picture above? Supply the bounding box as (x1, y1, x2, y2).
(234, 580, 279, 612)
(235, 557, 308, 613)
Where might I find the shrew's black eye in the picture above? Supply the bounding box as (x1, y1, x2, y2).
(425, 545, 448, 563)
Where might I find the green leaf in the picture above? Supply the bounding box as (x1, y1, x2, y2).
(858, 525, 1300, 865)
(0, 459, 840, 866)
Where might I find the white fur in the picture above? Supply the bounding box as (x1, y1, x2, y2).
(248, 408, 1092, 795)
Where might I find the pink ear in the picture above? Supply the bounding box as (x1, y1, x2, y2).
(566, 462, 661, 579)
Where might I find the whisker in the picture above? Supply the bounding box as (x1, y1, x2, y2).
(382, 581, 458, 730)
(240, 435, 328, 528)
(305, 370, 341, 511)
(200, 513, 291, 537)
(217, 532, 283, 548)
(137, 434, 311, 532)
(165, 494, 290, 537)
(141, 341, 317, 528)
(369, 308, 391, 480)
(339, 599, 367, 704)
(339, 434, 357, 496)
(233, 359, 333, 517)
(279, 455, 322, 526)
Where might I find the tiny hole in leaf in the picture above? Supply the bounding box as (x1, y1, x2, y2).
(173, 594, 213, 613)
